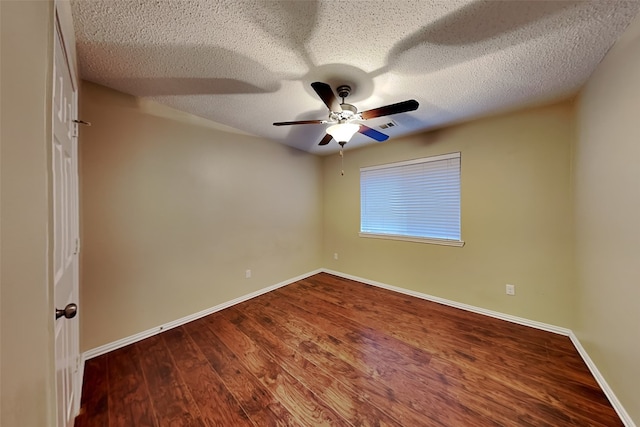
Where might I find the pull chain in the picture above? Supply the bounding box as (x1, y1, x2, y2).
(339, 148, 344, 176)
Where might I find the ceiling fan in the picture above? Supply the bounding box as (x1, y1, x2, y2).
(273, 82, 419, 147)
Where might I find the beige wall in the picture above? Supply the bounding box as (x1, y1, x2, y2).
(79, 82, 323, 351)
(323, 102, 575, 327)
(575, 13, 640, 424)
(0, 1, 56, 426)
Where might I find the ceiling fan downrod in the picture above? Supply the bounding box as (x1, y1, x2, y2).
(336, 85, 351, 104)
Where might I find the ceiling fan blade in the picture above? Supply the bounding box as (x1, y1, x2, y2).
(360, 99, 419, 120)
(359, 125, 389, 142)
(311, 82, 342, 112)
(318, 134, 333, 146)
(273, 120, 325, 126)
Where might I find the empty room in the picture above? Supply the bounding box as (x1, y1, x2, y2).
(2, 1, 639, 426)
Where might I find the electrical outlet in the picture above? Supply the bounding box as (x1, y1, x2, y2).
(334, 253, 339, 260)
(506, 284, 515, 296)
(245, 269, 251, 279)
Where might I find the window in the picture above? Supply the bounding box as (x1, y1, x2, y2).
(360, 152, 463, 246)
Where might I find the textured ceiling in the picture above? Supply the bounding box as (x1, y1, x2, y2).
(71, 0, 640, 155)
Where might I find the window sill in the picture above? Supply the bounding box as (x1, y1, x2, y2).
(359, 232, 465, 247)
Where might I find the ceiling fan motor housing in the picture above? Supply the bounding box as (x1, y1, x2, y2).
(330, 103, 358, 122)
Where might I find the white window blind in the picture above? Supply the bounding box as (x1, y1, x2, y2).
(360, 152, 462, 246)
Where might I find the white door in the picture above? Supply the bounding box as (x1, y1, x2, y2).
(53, 12, 80, 427)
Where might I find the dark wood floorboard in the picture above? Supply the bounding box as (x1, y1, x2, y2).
(162, 327, 253, 426)
(74, 355, 109, 427)
(76, 272, 623, 426)
(109, 344, 158, 426)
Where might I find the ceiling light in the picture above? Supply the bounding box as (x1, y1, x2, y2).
(326, 123, 360, 144)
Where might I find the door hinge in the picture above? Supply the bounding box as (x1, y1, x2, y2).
(74, 238, 80, 255)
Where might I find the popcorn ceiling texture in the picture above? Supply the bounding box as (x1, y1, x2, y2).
(71, 0, 640, 154)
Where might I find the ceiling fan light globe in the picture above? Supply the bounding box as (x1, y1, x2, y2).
(327, 123, 360, 143)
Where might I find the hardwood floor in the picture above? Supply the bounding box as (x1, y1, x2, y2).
(75, 272, 622, 426)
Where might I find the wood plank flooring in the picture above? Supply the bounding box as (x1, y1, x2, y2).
(74, 272, 622, 426)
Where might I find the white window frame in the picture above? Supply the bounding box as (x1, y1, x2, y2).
(359, 152, 464, 247)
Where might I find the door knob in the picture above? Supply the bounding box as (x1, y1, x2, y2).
(56, 303, 78, 320)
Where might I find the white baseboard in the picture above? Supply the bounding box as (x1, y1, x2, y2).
(321, 269, 635, 427)
(80, 267, 634, 427)
(568, 332, 636, 427)
(321, 269, 571, 335)
(82, 269, 323, 360)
